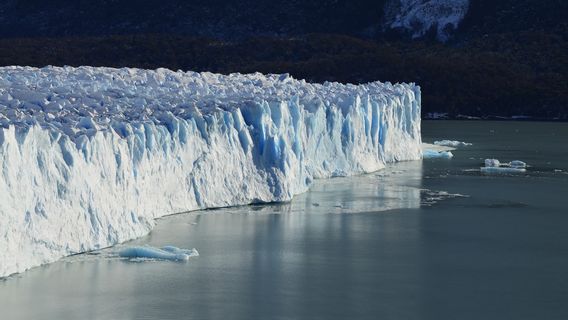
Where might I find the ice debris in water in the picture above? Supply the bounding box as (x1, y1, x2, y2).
(434, 140, 472, 147)
(0, 66, 422, 277)
(481, 159, 527, 174)
(485, 159, 501, 167)
(119, 246, 199, 261)
(422, 142, 454, 159)
(421, 189, 468, 206)
(510, 160, 527, 169)
(423, 149, 453, 159)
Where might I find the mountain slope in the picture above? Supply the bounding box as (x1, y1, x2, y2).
(0, 0, 566, 118)
(1, 0, 564, 41)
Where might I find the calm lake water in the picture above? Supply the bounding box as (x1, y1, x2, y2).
(1, 121, 567, 320)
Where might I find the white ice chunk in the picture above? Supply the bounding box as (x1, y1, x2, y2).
(434, 140, 472, 147)
(0, 66, 422, 277)
(160, 245, 200, 257)
(485, 159, 501, 167)
(510, 160, 527, 169)
(481, 167, 527, 174)
(423, 150, 454, 159)
(118, 246, 198, 261)
(481, 159, 527, 174)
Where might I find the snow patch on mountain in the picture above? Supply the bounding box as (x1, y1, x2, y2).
(384, 0, 470, 41)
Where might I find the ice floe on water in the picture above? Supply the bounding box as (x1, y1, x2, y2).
(484, 159, 501, 167)
(481, 167, 527, 174)
(481, 159, 527, 174)
(118, 246, 199, 262)
(509, 160, 527, 169)
(434, 140, 472, 147)
(422, 142, 455, 159)
(423, 149, 454, 159)
(420, 189, 469, 206)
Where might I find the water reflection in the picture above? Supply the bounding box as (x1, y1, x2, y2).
(2, 121, 568, 320)
(0, 160, 425, 320)
(219, 160, 424, 216)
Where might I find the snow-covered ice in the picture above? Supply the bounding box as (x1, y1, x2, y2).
(510, 160, 527, 169)
(481, 167, 527, 174)
(422, 143, 454, 159)
(420, 189, 468, 206)
(481, 159, 527, 174)
(434, 140, 472, 147)
(119, 245, 198, 261)
(485, 159, 501, 167)
(423, 149, 454, 159)
(0, 66, 422, 277)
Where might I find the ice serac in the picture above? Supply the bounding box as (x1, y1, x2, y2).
(0, 66, 422, 277)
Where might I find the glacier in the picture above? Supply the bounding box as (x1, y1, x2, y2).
(0, 66, 422, 277)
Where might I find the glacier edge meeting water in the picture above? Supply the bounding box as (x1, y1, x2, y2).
(0, 66, 422, 277)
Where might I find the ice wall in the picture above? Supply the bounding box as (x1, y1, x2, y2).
(0, 66, 421, 277)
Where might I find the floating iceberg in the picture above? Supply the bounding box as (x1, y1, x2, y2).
(485, 159, 501, 167)
(481, 159, 527, 174)
(422, 143, 454, 159)
(510, 160, 527, 169)
(423, 149, 454, 159)
(0, 66, 422, 277)
(481, 167, 526, 174)
(119, 246, 199, 261)
(434, 140, 472, 147)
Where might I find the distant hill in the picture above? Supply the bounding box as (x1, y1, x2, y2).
(1, 0, 565, 41)
(0, 0, 566, 119)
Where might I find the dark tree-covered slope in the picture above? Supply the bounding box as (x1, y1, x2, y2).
(0, 1, 566, 119)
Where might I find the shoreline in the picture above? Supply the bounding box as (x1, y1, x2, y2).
(423, 118, 568, 123)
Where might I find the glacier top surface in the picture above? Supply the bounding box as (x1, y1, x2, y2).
(0, 66, 416, 140)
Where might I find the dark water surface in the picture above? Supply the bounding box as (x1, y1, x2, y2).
(1, 121, 567, 320)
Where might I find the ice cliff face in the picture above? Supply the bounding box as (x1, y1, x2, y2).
(385, 0, 470, 41)
(0, 66, 421, 277)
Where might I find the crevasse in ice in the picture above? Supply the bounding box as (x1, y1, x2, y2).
(0, 66, 422, 277)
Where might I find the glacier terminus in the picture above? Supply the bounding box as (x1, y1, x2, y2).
(0, 66, 422, 277)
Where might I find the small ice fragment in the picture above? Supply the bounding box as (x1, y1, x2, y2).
(160, 245, 199, 257)
(423, 150, 454, 159)
(485, 159, 500, 167)
(481, 167, 526, 174)
(481, 158, 527, 174)
(434, 140, 472, 147)
(118, 245, 198, 261)
(509, 160, 527, 168)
